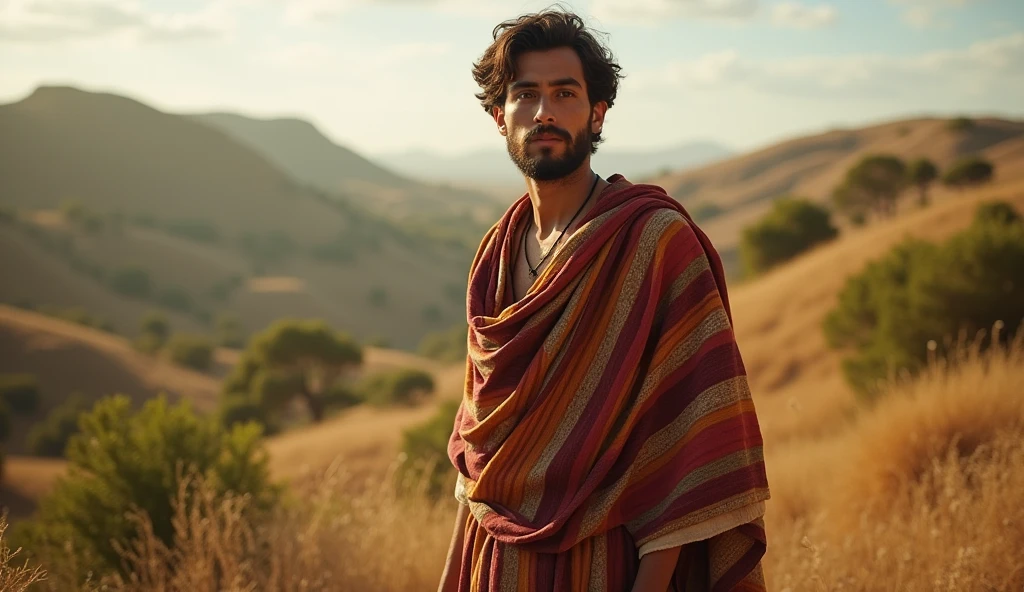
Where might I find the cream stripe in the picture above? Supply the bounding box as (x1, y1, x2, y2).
(637, 502, 766, 557)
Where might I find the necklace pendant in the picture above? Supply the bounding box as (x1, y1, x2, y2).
(529, 269, 538, 278)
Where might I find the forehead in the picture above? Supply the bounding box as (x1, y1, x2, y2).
(511, 47, 585, 86)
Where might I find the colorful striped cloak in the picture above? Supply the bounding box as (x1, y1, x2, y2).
(448, 174, 770, 591)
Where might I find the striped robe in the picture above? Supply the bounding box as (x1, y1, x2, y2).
(448, 174, 770, 591)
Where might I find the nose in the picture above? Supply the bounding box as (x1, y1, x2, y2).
(533, 95, 555, 124)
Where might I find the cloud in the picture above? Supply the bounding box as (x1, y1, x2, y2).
(889, 0, 982, 30)
(770, 1, 837, 29)
(591, 0, 759, 25)
(630, 32, 1024, 98)
(0, 0, 242, 43)
(266, 40, 453, 72)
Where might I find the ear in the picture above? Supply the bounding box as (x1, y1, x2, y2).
(590, 101, 608, 134)
(492, 105, 507, 136)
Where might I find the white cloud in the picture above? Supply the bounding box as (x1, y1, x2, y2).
(631, 32, 1024, 97)
(890, 0, 982, 30)
(0, 0, 246, 43)
(592, 0, 759, 25)
(770, 1, 836, 29)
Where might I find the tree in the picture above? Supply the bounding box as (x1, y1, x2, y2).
(0, 374, 40, 415)
(943, 157, 994, 190)
(833, 154, 907, 220)
(418, 324, 469, 363)
(823, 203, 1024, 398)
(974, 200, 1022, 227)
(399, 399, 460, 498)
(216, 313, 246, 348)
(12, 395, 279, 578)
(907, 158, 939, 207)
(26, 393, 91, 457)
(137, 310, 170, 353)
(222, 319, 363, 423)
(166, 334, 215, 371)
(359, 368, 435, 407)
(739, 197, 839, 276)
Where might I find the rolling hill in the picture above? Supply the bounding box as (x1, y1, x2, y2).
(645, 116, 1024, 271)
(0, 86, 473, 348)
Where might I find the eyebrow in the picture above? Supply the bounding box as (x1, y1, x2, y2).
(509, 77, 583, 92)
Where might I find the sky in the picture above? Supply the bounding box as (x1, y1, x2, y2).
(1, 0, 1022, 157)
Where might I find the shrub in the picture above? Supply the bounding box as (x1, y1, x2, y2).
(157, 286, 194, 313)
(359, 368, 435, 407)
(12, 395, 280, 579)
(0, 374, 40, 415)
(216, 313, 246, 348)
(399, 398, 460, 498)
(946, 116, 975, 132)
(418, 324, 469, 363)
(26, 393, 91, 457)
(740, 197, 838, 276)
(167, 334, 215, 371)
(137, 310, 171, 353)
(218, 393, 273, 434)
(109, 266, 152, 298)
(824, 207, 1024, 398)
(0, 400, 10, 443)
(943, 157, 994, 190)
(973, 200, 1021, 227)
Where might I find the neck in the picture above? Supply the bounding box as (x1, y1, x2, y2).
(524, 163, 603, 238)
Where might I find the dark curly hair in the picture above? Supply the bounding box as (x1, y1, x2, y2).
(472, 9, 623, 149)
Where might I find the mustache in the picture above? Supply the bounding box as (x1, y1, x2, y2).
(525, 125, 572, 143)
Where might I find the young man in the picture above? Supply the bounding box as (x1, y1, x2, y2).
(439, 10, 770, 592)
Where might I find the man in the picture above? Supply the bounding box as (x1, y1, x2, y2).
(439, 10, 770, 592)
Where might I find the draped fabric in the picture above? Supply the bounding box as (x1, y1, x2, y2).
(447, 174, 770, 591)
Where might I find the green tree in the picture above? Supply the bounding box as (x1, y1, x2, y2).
(399, 398, 460, 498)
(974, 200, 1022, 227)
(26, 393, 91, 457)
(166, 334, 215, 371)
(739, 197, 839, 276)
(109, 266, 152, 298)
(216, 313, 246, 348)
(359, 368, 435, 407)
(943, 157, 994, 190)
(418, 324, 469, 363)
(12, 395, 279, 578)
(824, 204, 1024, 398)
(907, 158, 939, 207)
(832, 154, 907, 220)
(222, 319, 363, 423)
(137, 310, 171, 353)
(0, 374, 40, 415)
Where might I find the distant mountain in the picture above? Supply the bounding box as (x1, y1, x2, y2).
(191, 112, 506, 220)
(373, 140, 734, 189)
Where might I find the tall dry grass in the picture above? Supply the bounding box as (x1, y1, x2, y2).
(15, 333, 1024, 591)
(0, 516, 47, 591)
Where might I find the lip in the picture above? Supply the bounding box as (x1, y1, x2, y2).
(530, 136, 563, 143)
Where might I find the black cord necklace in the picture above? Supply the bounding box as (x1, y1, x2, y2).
(523, 172, 600, 278)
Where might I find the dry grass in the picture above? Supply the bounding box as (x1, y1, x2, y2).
(0, 516, 47, 591)
(762, 332, 1024, 591)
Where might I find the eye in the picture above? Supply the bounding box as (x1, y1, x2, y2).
(557, 90, 576, 97)
(516, 91, 535, 100)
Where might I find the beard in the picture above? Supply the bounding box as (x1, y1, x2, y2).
(507, 123, 593, 182)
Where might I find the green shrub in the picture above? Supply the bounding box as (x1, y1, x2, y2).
(973, 200, 1021, 227)
(0, 400, 11, 443)
(824, 207, 1024, 399)
(157, 286, 194, 313)
(399, 399, 460, 498)
(323, 384, 361, 412)
(740, 197, 838, 276)
(166, 334, 215, 371)
(216, 313, 246, 348)
(418, 324, 468, 363)
(0, 374, 40, 415)
(26, 393, 91, 457)
(946, 116, 975, 132)
(359, 368, 435, 407)
(109, 266, 152, 298)
(219, 393, 273, 434)
(12, 395, 280, 579)
(943, 157, 994, 190)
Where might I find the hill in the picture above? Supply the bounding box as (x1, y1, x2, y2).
(192, 112, 506, 225)
(373, 140, 734, 192)
(0, 86, 472, 348)
(646, 116, 1024, 272)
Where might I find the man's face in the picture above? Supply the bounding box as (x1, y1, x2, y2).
(493, 47, 607, 182)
